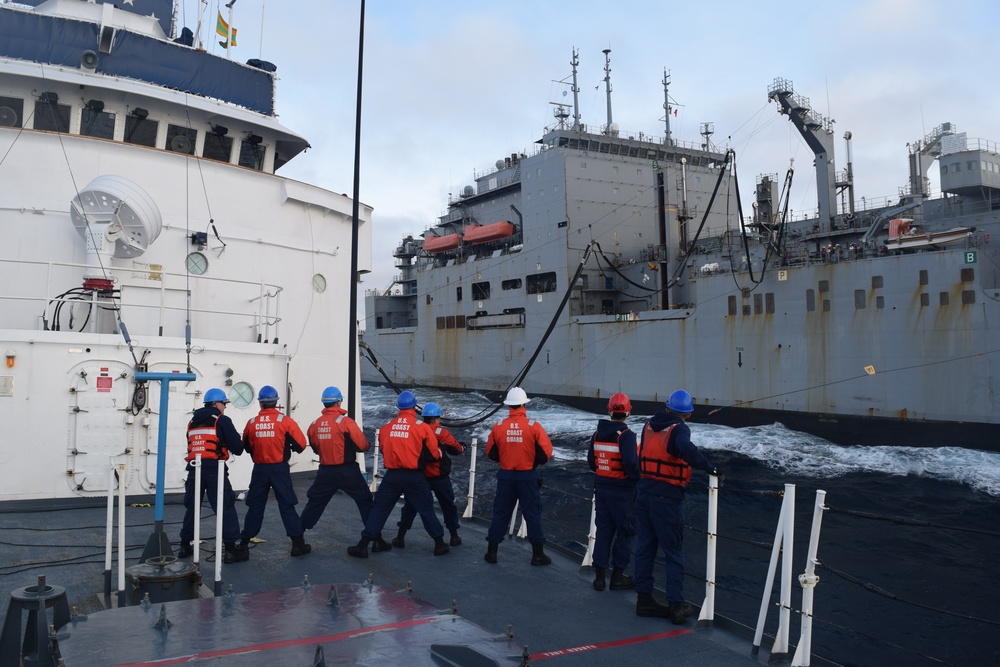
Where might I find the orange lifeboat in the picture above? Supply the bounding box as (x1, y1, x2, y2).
(422, 232, 461, 253)
(464, 221, 515, 245)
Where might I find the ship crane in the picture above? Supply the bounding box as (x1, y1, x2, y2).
(907, 122, 955, 198)
(768, 78, 838, 232)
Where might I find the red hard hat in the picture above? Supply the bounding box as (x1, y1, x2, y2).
(608, 392, 632, 413)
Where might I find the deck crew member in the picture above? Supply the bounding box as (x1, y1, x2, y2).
(239, 385, 312, 558)
(300, 386, 388, 548)
(634, 389, 719, 624)
(391, 402, 466, 548)
(587, 392, 639, 591)
(347, 391, 450, 557)
(179, 388, 247, 563)
(484, 386, 554, 566)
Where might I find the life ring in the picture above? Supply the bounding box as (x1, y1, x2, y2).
(985, 233, 991, 244)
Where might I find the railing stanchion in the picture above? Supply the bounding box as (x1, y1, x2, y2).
(753, 483, 794, 656)
(104, 458, 114, 598)
(214, 458, 225, 596)
(791, 490, 828, 667)
(193, 454, 202, 565)
(581, 494, 597, 568)
(369, 432, 380, 492)
(462, 438, 478, 519)
(698, 473, 720, 626)
(117, 463, 126, 607)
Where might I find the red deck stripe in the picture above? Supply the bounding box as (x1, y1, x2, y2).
(113, 616, 440, 666)
(530, 628, 691, 661)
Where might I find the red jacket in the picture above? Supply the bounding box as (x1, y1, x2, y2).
(307, 406, 370, 466)
(486, 407, 553, 471)
(242, 408, 307, 464)
(377, 409, 440, 471)
(423, 423, 464, 478)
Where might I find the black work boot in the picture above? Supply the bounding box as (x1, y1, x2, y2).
(390, 528, 407, 549)
(592, 566, 606, 591)
(238, 538, 251, 561)
(372, 534, 393, 552)
(222, 542, 244, 564)
(290, 535, 312, 557)
(530, 542, 552, 566)
(667, 601, 696, 625)
(449, 529, 462, 546)
(433, 537, 450, 556)
(484, 540, 499, 564)
(636, 592, 672, 618)
(177, 540, 193, 558)
(347, 536, 370, 558)
(609, 568, 634, 590)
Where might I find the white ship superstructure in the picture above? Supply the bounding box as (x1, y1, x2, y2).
(0, 0, 371, 501)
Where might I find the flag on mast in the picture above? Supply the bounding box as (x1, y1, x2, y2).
(216, 10, 236, 47)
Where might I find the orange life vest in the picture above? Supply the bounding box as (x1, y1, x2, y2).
(639, 423, 690, 486)
(186, 415, 228, 462)
(594, 428, 629, 480)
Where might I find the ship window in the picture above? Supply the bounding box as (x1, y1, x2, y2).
(472, 281, 491, 300)
(526, 272, 557, 294)
(456, 315, 466, 328)
(876, 296, 885, 309)
(823, 299, 831, 312)
(456, 286, 462, 302)
(962, 290, 976, 304)
(81, 105, 115, 139)
(446, 316, 455, 329)
(742, 304, 751, 316)
(919, 269, 928, 285)
(239, 137, 265, 170)
(426, 294, 431, 305)
(579, 140, 589, 150)
(818, 280, 829, 293)
(940, 292, 949, 305)
(950, 163, 960, 173)
(436, 317, 445, 330)
(872, 275, 884, 289)
(502, 279, 522, 290)
(33, 97, 70, 133)
(610, 143, 620, 155)
(968, 161, 979, 170)
(854, 290, 866, 309)
(599, 143, 610, 153)
(166, 125, 196, 154)
(125, 114, 158, 147)
(753, 293, 763, 314)
(728, 295, 737, 316)
(920, 293, 930, 306)
(204, 132, 233, 162)
(961, 268, 975, 282)
(0, 96, 24, 128)
(806, 290, 816, 312)
(765, 293, 775, 314)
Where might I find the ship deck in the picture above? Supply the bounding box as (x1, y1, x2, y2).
(0, 476, 791, 666)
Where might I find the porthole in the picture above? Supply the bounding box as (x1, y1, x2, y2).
(312, 274, 327, 293)
(186, 252, 208, 275)
(230, 381, 255, 408)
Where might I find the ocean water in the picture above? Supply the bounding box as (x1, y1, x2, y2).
(360, 385, 1000, 667)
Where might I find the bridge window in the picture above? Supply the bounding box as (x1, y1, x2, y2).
(239, 136, 265, 170)
(34, 95, 70, 133)
(204, 131, 233, 162)
(167, 125, 196, 154)
(125, 112, 158, 147)
(81, 103, 115, 139)
(502, 279, 522, 290)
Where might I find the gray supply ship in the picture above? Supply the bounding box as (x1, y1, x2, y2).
(362, 49, 1000, 450)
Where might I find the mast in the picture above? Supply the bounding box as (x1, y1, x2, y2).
(570, 48, 581, 131)
(602, 48, 614, 135)
(662, 69, 672, 146)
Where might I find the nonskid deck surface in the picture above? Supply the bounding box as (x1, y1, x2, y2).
(1, 480, 772, 666)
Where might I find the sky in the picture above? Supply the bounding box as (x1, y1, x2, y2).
(174, 0, 1000, 315)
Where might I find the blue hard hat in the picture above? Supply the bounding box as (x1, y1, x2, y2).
(258, 385, 279, 401)
(204, 388, 228, 404)
(422, 402, 442, 418)
(397, 391, 417, 410)
(321, 386, 343, 403)
(666, 389, 694, 414)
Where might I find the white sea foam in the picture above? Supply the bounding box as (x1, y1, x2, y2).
(361, 386, 1000, 496)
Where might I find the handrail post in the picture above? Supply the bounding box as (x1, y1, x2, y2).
(508, 500, 520, 537)
(214, 458, 225, 596)
(581, 494, 597, 568)
(104, 458, 114, 598)
(368, 432, 380, 492)
(791, 490, 828, 667)
(193, 454, 202, 565)
(117, 462, 126, 607)
(698, 473, 720, 626)
(462, 438, 478, 519)
(753, 483, 794, 656)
